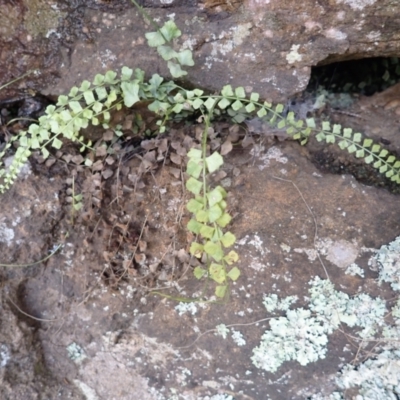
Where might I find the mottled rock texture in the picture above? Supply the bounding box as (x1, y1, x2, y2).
(1, 0, 400, 102)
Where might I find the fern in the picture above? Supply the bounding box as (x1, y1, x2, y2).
(2, 18, 400, 193)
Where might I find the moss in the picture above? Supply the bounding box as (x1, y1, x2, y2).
(23, 0, 66, 38)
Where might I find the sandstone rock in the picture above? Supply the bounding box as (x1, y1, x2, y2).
(1, 0, 400, 103)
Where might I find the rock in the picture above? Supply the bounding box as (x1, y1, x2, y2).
(1, 1, 400, 103)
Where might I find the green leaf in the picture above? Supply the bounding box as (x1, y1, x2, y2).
(353, 132, 362, 143)
(250, 92, 259, 102)
(306, 118, 316, 128)
(160, 20, 181, 41)
(257, 107, 267, 118)
(145, 31, 166, 47)
(204, 242, 224, 261)
(371, 144, 381, 153)
(52, 137, 63, 149)
(347, 144, 357, 153)
(277, 119, 286, 129)
(176, 49, 194, 66)
(235, 86, 246, 98)
(104, 70, 118, 84)
(221, 85, 234, 97)
(342, 128, 352, 138)
(191, 98, 204, 109)
(30, 138, 40, 149)
(206, 151, 224, 173)
(221, 232, 236, 248)
(231, 100, 243, 111)
(227, 266, 240, 281)
(19, 136, 28, 147)
(209, 263, 226, 284)
(363, 138, 373, 148)
(95, 86, 108, 101)
(245, 103, 256, 113)
(200, 224, 215, 239)
(215, 185, 227, 198)
(224, 250, 239, 265)
(168, 61, 187, 78)
(193, 89, 204, 96)
(79, 80, 91, 91)
(364, 154, 374, 164)
(186, 177, 203, 195)
(186, 159, 202, 178)
(338, 140, 349, 149)
(121, 81, 140, 107)
(149, 73, 164, 90)
(148, 100, 170, 113)
(204, 97, 216, 110)
(316, 132, 325, 142)
(69, 86, 79, 97)
(121, 66, 133, 81)
(326, 134, 335, 144)
(355, 149, 365, 158)
(42, 147, 50, 159)
(196, 210, 209, 223)
(190, 242, 204, 258)
(275, 103, 284, 113)
(157, 45, 177, 61)
(194, 266, 207, 279)
(93, 74, 105, 85)
(216, 213, 232, 228)
(373, 160, 382, 168)
(83, 90, 95, 105)
(207, 188, 223, 206)
(387, 155, 396, 164)
(332, 124, 341, 134)
(57, 95, 69, 106)
(69, 101, 83, 114)
(208, 204, 223, 223)
(215, 285, 227, 298)
(379, 164, 388, 173)
(186, 219, 203, 235)
(379, 149, 389, 158)
(322, 121, 331, 131)
(218, 98, 231, 109)
(187, 198, 204, 213)
(187, 148, 202, 160)
(83, 109, 93, 119)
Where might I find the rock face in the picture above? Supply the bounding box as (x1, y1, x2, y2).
(1, 0, 400, 103)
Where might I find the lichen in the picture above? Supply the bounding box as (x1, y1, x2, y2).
(369, 235, 400, 291)
(22, 0, 66, 39)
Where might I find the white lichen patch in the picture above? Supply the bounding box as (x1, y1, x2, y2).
(286, 44, 302, 64)
(0, 223, 14, 247)
(335, 0, 377, 10)
(369, 236, 400, 291)
(0, 344, 10, 368)
(67, 342, 87, 364)
(323, 28, 348, 41)
(326, 239, 359, 269)
(366, 30, 381, 41)
(250, 145, 288, 170)
(174, 302, 198, 316)
(210, 23, 252, 58)
(345, 263, 364, 277)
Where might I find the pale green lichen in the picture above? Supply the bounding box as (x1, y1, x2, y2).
(370, 236, 400, 291)
(336, 350, 400, 399)
(252, 278, 390, 373)
(251, 308, 329, 372)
